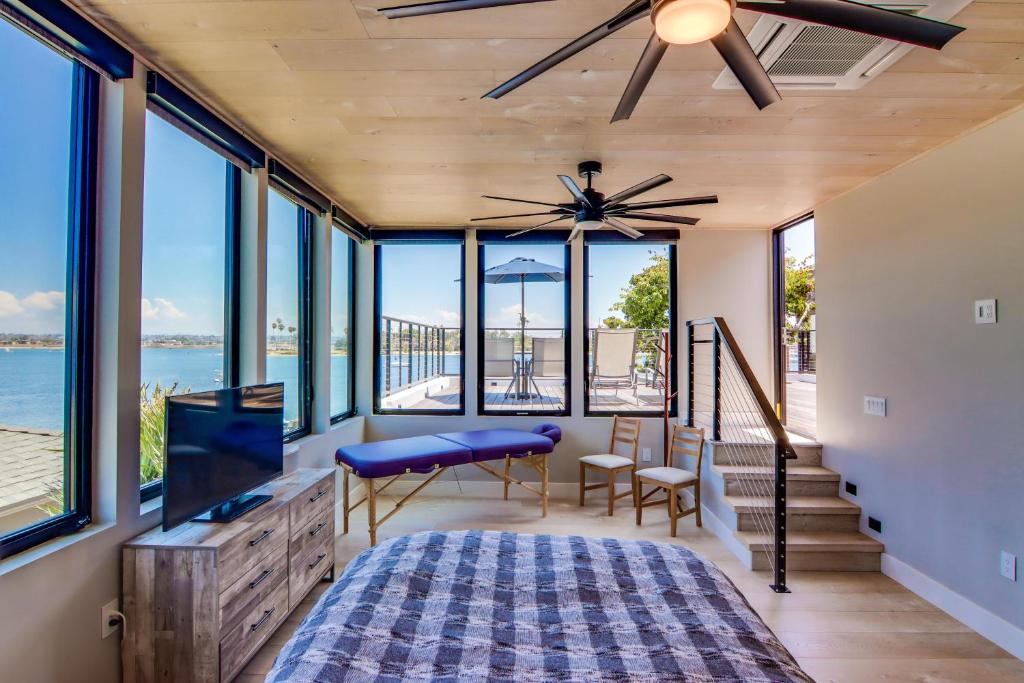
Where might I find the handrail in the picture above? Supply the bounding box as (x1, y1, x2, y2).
(687, 316, 794, 595)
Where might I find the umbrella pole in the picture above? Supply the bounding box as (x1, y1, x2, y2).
(520, 274, 527, 398)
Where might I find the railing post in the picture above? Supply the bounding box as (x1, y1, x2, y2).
(686, 324, 695, 427)
(407, 324, 413, 386)
(771, 441, 790, 593)
(385, 320, 392, 397)
(711, 327, 722, 442)
(441, 328, 447, 375)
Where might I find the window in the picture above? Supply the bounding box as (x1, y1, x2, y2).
(139, 110, 239, 500)
(374, 238, 464, 414)
(479, 238, 570, 415)
(266, 190, 312, 437)
(0, 19, 98, 557)
(330, 226, 355, 421)
(584, 238, 677, 416)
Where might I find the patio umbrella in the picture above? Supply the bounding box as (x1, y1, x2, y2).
(483, 257, 565, 399)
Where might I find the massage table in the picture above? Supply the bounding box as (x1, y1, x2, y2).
(336, 425, 561, 545)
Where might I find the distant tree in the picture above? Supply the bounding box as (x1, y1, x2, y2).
(785, 254, 815, 338)
(606, 252, 670, 331)
(287, 325, 296, 336)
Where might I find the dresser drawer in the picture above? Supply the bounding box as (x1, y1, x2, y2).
(220, 579, 289, 683)
(220, 542, 288, 636)
(290, 475, 334, 532)
(217, 505, 289, 593)
(289, 537, 334, 609)
(290, 506, 334, 558)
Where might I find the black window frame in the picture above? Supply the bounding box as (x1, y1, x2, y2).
(582, 231, 679, 418)
(476, 230, 572, 417)
(329, 224, 357, 423)
(372, 231, 466, 416)
(0, 50, 99, 559)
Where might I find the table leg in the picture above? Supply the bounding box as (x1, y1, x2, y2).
(342, 467, 350, 535)
(367, 478, 377, 546)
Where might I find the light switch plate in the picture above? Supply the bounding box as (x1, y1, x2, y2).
(864, 396, 887, 417)
(1001, 551, 1017, 582)
(641, 447, 652, 463)
(975, 299, 997, 324)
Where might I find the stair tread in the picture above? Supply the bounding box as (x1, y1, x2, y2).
(725, 495, 860, 514)
(713, 464, 839, 480)
(737, 530, 885, 553)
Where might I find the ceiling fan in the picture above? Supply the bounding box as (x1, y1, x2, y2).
(470, 160, 718, 242)
(377, 0, 965, 121)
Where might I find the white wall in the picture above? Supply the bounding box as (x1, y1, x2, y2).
(816, 107, 1024, 633)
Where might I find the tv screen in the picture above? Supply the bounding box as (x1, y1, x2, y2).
(162, 383, 284, 531)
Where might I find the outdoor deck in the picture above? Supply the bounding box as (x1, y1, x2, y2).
(404, 377, 669, 412)
(785, 374, 817, 439)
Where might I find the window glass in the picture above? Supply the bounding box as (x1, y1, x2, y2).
(140, 111, 229, 490)
(266, 191, 306, 434)
(0, 20, 77, 536)
(481, 243, 568, 414)
(330, 229, 354, 419)
(586, 242, 674, 414)
(375, 243, 462, 413)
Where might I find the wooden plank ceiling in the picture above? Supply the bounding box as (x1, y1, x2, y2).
(76, 0, 1024, 229)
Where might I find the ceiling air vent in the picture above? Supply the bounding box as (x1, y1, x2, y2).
(713, 0, 973, 91)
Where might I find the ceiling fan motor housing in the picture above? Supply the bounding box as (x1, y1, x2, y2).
(577, 160, 603, 179)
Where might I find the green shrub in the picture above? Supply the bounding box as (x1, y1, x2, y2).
(139, 382, 188, 486)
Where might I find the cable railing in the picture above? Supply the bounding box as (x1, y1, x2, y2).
(380, 316, 460, 398)
(687, 317, 797, 593)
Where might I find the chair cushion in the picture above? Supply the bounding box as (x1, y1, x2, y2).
(579, 454, 634, 470)
(637, 466, 697, 486)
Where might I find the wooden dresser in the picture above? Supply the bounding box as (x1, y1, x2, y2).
(122, 468, 336, 683)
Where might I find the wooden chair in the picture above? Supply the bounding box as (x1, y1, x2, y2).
(634, 424, 705, 536)
(578, 416, 641, 516)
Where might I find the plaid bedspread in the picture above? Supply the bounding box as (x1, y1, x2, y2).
(267, 530, 813, 682)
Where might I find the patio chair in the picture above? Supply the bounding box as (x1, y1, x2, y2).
(590, 328, 638, 401)
(635, 330, 667, 398)
(634, 424, 705, 536)
(529, 337, 565, 399)
(483, 338, 517, 399)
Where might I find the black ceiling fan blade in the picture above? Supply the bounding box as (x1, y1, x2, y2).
(506, 216, 571, 238)
(482, 194, 566, 209)
(557, 175, 592, 208)
(379, 0, 552, 19)
(616, 195, 719, 211)
(604, 174, 673, 207)
(611, 32, 669, 123)
(483, 0, 651, 100)
(618, 212, 700, 226)
(603, 217, 643, 239)
(738, 0, 964, 50)
(471, 210, 568, 221)
(710, 19, 782, 111)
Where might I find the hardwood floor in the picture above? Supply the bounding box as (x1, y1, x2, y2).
(239, 493, 1023, 682)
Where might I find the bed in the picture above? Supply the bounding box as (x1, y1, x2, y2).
(267, 530, 813, 682)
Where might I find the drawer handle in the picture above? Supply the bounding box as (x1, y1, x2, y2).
(309, 489, 327, 503)
(308, 553, 327, 570)
(309, 522, 328, 538)
(249, 568, 275, 591)
(249, 529, 274, 547)
(250, 607, 276, 633)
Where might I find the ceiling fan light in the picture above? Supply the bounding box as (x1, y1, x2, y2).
(653, 0, 733, 45)
(576, 219, 604, 231)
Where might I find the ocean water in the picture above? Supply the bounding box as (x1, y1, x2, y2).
(0, 347, 458, 431)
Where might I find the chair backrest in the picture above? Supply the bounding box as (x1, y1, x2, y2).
(609, 415, 642, 463)
(483, 338, 514, 377)
(531, 337, 564, 378)
(670, 424, 705, 476)
(593, 328, 637, 378)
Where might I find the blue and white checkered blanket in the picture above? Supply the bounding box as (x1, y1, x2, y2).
(267, 530, 812, 682)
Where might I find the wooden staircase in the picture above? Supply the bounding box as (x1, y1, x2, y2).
(710, 434, 884, 571)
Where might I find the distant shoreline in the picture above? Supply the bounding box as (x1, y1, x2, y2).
(2, 344, 351, 354)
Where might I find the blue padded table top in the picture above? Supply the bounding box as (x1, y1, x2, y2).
(337, 435, 472, 478)
(436, 429, 554, 462)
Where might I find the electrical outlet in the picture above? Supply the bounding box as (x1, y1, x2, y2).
(864, 396, 887, 417)
(868, 517, 882, 534)
(845, 481, 858, 496)
(1001, 551, 1017, 582)
(641, 447, 652, 463)
(975, 299, 997, 325)
(101, 599, 120, 639)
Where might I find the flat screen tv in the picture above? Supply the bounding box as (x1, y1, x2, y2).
(162, 383, 284, 532)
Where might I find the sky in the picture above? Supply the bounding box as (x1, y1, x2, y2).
(0, 20, 72, 335)
(266, 190, 300, 338)
(784, 216, 815, 263)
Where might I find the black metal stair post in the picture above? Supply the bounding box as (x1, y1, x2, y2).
(771, 440, 790, 594)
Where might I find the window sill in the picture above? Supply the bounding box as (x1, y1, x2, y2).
(0, 520, 116, 579)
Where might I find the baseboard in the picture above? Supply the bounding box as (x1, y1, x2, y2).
(881, 553, 1024, 661)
